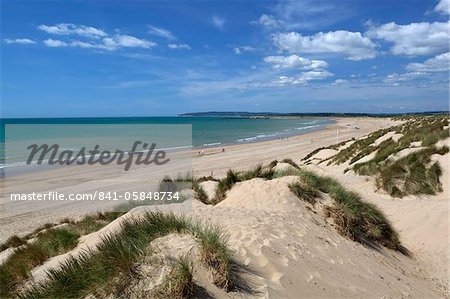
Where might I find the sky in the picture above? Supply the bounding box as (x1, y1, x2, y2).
(1, 0, 449, 118)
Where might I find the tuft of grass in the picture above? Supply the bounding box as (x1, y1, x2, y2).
(0, 228, 80, 298)
(0, 235, 27, 251)
(213, 169, 240, 204)
(238, 164, 274, 181)
(288, 180, 320, 205)
(0, 211, 125, 297)
(280, 158, 300, 169)
(271, 167, 301, 179)
(292, 169, 404, 252)
(156, 256, 194, 299)
(192, 224, 233, 290)
(20, 212, 234, 298)
(192, 180, 209, 204)
(377, 146, 449, 197)
(267, 159, 278, 168)
(0, 243, 48, 298)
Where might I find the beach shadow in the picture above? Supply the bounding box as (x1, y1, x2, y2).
(230, 259, 264, 296)
(192, 284, 214, 298)
(359, 236, 412, 258)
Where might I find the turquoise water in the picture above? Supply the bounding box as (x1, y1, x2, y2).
(0, 117, 334, 169)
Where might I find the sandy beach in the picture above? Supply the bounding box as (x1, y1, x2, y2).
(0, 117, 388, 241)
(1, 116, 448, 298)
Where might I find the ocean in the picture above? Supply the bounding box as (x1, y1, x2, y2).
(0, 117, 334, 170)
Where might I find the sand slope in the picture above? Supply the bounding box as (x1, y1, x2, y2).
(192, 177, 444, 298)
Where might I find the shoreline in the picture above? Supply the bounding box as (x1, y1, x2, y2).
(0, 117, 398, 242)
(193, 119, 335, 150)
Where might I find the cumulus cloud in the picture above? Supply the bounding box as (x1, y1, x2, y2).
(3, 38, 36, 44)
(434, 0, 450, 14)
(272, 70, 333, 85)
(148, 25, 176, 40)
(406, 52, 450, 72)
(383, 52, 449, 86)
(168, 43, 191, 50)
(272, 31, 377, 60)
(264, 55, 328, 70)
(38, 23, 107, 38)
(211, 16, 226, 29)
(233, 46, 255, 54)
(366, 21, 449, 56)
(251, 14, 282, 28)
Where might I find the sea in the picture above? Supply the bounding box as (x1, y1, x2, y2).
(0, 117, 334, 170)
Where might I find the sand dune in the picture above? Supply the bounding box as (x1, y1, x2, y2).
(1, 117, 448, 298)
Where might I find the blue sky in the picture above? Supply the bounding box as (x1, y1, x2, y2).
(1, 0, 449, 117)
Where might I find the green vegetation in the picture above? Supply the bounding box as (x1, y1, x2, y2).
(302, 115, 449, 197)
(194, 224, 232, 289)
(280, 158, 300, 169)
(377, 146, 449, 197)
(20, 212, 233, 298)
(192, 180, 209, 204)
(0, 235, 27, 251)
(155, 256, 194, 299)
(295, 169, 405, 253)
(0, 228, 80, 298)
(288, 180, 319, 205)
(191, 160, 404, 253)
(0, 212, 124, 298)
(213, 169, 240, 204)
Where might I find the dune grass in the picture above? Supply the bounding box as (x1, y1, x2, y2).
(0, 211, 126, 298)
(377, 146, 449, 197)
(212, 169, 241, 204)
(192, 180, 209, 204)
(293, 169, 405, 253)
(155, 256, 194, 299)
(288, 180, 320, 205)
(20, 212, 233, 298)
(0, 228, 80, 298)
(0, 235, 27, 251)
(280, 158, 300, 169)
(300, 115, 449, 197)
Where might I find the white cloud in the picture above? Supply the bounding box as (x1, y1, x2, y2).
(107, 35, 156, 49)
(435, 0, 450, 15)
(211, 16, 226, 29)
(43, 35, 155, 50)
(272, 70, 333, 85)
(272, 31, 377, 60)
(43, 39, 69, 47)
(366, 21, 449, 56)
(147, 26, 176, 40)
(168, 43, 191, 50)
(251, 14, 282, 28)
(384, 72, 427, 85)
(38, 23, 156, 51)
(253, 0, 351, 31)
(331, 79, 349, 86)
(233, 46, 255, 54)
(3, 38, 36, 44)
(383, 52, 449, 86)
(264, 55, 328, 70)
(38, 23, 107, 38)
(406, 52, 450, 72)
